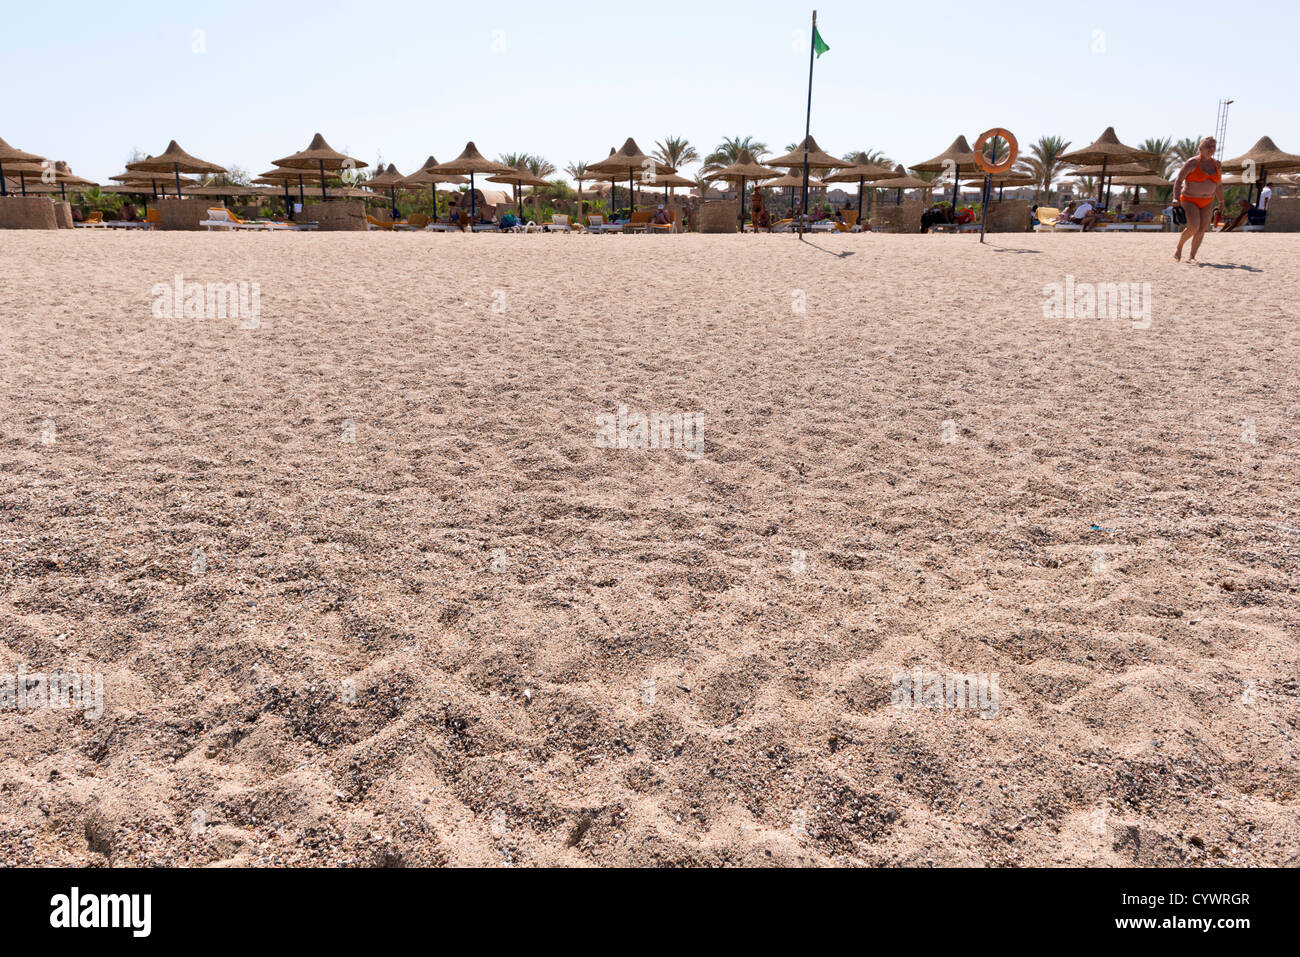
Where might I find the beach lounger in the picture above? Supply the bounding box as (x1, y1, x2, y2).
(543, 213, 572, 232)
(395, 213, 429, 230)
(200, 207, 292, 231)
(75, 211, 110, 229)
(623, 210, 654, 234)
(586, 214, 621, 233)
(471, 221, 500, 232)
(1032, 207, 1062, 232)
(367, 214, 401, 230)
(649, 210, 678, 233)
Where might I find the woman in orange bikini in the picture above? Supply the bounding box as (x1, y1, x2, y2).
(1172, 136, 1225, 262)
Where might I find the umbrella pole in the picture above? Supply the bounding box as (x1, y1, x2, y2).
(739, 175, 746, 231)
(20, 171, 27, 197)
(471, 172, 477, 222)
(298, 175, 304, 207)
(629, 171, 634, 215)
(0, 159, 6, 197)
(1099, 157, 1107, 208)
(391, 186, 398, 221)
(979, 173, 992, 245)
(174, 163, 182, 199)
(320, 160, 327, 202)
(857, 175, 864, 221)
(284, 182, 293, 221)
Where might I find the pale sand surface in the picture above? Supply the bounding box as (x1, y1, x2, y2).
(1, 231, 1297, 867)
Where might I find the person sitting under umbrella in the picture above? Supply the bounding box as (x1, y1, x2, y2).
(653, 204, 672, 226)
(1061, 200, 1100, 231)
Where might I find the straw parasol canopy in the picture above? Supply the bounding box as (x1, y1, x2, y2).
(127, 140, 227, 198)
(766, 136, 842, 171)
(642, 169, 694, 202)
(708, 149, 779, 227)
(488, 164, 551, 223)
(365, 163, 409, 218)
(910, 136, 986, 205)
(0, 137, 47, 196)
(402, 155, 468, 217)
(1105, 172, 1172, 204)
(1059, 128, 1154, 206)
(110, 169, 200, 198)
(869, 164, 932, 205)
(429, 143, 516, 220)
(27, 161, 97, 199)
(273, 133, 368, 202)
(1065, 161, 1151, 178)
(766, 136, 842, 218)
(824, 152, 900, 217)
(587, 138, 676, 213)
(1221, 136, 1300, 201)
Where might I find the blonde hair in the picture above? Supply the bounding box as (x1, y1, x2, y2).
(1198, 136, 1217, 151)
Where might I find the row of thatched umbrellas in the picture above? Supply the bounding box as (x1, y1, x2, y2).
(5, 129, 1299, 221)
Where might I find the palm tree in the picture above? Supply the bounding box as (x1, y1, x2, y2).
(565, 161, 590, 215)
(1014, 134, 1072, 201)
(1139, 137, 1175, 177)
(842, 149, 893, 168)
(525, 155, 556, 179)
(703, 136, 768, 175)
(654, 136, 699, 173)
(1171, 137, 1202, 168)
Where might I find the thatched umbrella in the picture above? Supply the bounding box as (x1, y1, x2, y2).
(273, 133, 368, 203)
(588, 138, 675, 216)
(961, 169, 1036, 203)
(2, 163, 95, 199)
(402, 155, 468, 219)
(823, 152, 897, 219)
(707, 149, 779, 228)
(766, 136, 841, 221)
(1059, 128, 1154, 209)
(1221, 136, 1300, 204)
(365, 163, 409, 219)
(869, 165, 931, 206)
(428, 143, 516, 222)
(111, 170, 200, 201)
(762, 171, 824, 218)
(643, 170, 694, 203)
(127, 141, 227, 199)
(1104, 173, 1171, 206)
(487, 164, 551, 224)
(255, 167, 326, 217)
(911, 136, 982, 207)
(0, 137, 47, 197)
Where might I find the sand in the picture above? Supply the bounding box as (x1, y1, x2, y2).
(0, 229, 1297, 867)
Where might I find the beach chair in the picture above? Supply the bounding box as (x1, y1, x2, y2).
(367, 214, 400, 230)
(543, 213, 571, 232)
(200, 207, 291, 231)
(1135, 215, 1165, 232)
(650, 209, 678, 233)
(1032, 207, 1063, 232)
(586, 213, 621, 233)
(623, 210, 654, 233)
(471, 219, 500, 232)
(75, 211, 109, 229)
(395, 213, 429, 230)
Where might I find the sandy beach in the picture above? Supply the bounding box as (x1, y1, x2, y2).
(1, 230, 1297, 867)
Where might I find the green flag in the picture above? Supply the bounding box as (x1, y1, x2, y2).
(812, 25, 830, 57)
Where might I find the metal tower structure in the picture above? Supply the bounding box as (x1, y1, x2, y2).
(1214, 99, 1234, 160)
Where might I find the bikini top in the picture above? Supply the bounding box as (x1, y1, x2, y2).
(1186, 158, 1221, 184)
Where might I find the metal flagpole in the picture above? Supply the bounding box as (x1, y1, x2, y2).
(799, 10, 817, 237)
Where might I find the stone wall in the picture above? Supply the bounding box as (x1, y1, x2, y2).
(157, 198, 217, 231)
(694, 200, 739, 233)
(984, 199, 1032, 233)
(295, 201, 367, 231)
(0, 195, 58, 229)
(53, 201, 74, 229)
(869, 202, 923, 233)
(1264, 196, 1300, 232)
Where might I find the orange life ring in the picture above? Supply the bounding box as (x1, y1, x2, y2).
(973, 128, 1018, 175)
